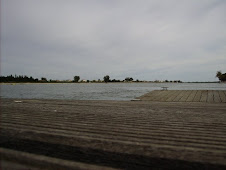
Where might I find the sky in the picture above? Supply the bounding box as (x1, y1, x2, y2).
(1, 0, 226, 82)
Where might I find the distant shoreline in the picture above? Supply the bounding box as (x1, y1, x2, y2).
(0, 81, 221, 84)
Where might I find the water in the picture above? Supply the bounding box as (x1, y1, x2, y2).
(1, 83, 226, 101)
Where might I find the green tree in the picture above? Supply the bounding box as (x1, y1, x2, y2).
(103, 75, 110, 83)
(74, 76, 80, 82)
(41, 77, 47, 82)
(216, 71, 222, 79)
(216, 71, 226, 82)
(125, 77, 133, 82)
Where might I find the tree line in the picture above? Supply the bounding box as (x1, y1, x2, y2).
(0, 74, 184, 83)
(0, 75, 57, 83)
(103, 75, 135, 83)
(2, 72, 224, 83)
(216, 71, 226, 82)
(0, 75, 39, 82)
(0, 75, 147, 83)
(73, 75, 136, 83)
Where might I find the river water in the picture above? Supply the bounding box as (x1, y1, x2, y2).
(1, 83, 226, 101)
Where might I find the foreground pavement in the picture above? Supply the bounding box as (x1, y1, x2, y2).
(1, 99, 226, 169)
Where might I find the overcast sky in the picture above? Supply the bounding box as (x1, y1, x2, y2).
(1, 0, 226, 81)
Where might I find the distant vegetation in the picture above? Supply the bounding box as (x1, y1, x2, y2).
(125, 77, 134, 82)
(0, 75, 39, 83)
(216, 71, 226, 82)
(103, 75, 110, 83)
(0, 74, 184, 83)
(73, 76, 80, 82)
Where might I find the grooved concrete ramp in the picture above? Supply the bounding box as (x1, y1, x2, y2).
(138, 90, 226, 103)
(1, 99, 226, 169)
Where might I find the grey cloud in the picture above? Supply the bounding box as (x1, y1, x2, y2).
(1, 0, 226, 81)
